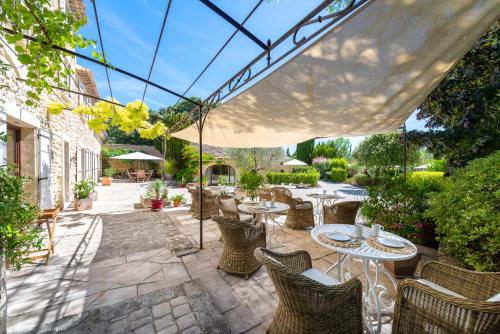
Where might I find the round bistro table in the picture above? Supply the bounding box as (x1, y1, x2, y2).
(238, 201, 289, 249)
(307, 193, 344, 225)
(311, 224, 417, 334)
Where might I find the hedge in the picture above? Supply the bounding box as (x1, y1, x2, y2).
(330, 167, 347, 182)
(266, 172, 320, 186)
(329, 157, 348, 170)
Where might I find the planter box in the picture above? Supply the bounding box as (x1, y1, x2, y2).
(90, 191, 98, 201)
(74, 198, 93, 211)
(102, 177, 113, 186)
(140, 196, 152, 208)
(383, 253, 422, 278)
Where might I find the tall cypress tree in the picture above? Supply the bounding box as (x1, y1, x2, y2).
(296, 139, 315, 164)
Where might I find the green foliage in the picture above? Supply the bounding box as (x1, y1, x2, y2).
(147, 180, 168, 200)
(217, 175, 228, 186)
(312, 138, 352, 159)
(330, 168, 347, 182)
(296, 139, 315, 164)
(164, 159, 176, 175)
(350, 173, 376, 187)
(426, 151, 500, 271)
(329, 157, 348, 170)
(0, 167, 42, 270)
(408, 23, 500, 169)
(239, 170, 264, 199)
(103, 167, 117, 178)
(0, 0, 94, 106)
(170, 194, 185, 202)
(179, 146, 214, 183)
(353, 133, 419, 174)
(73, 179, 96, 199)
(361, 173, 446, 245)
(266, 172, 320, 186)
(427, 159, 447, 172)
(292, 166, 317, 173)
(101, 147, 132, 169)
(227, 147, 284, 173)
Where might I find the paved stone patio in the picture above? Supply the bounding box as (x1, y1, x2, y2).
(6, 181, 437, 333)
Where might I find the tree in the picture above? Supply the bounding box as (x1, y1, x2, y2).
(295, 139, 315, 164)
(408, 22, 499, 170)
(312, 137, 352, 159)
(353, 133, 419, 175)
(0, 166, 41, 334)
(0, 0, 94, 106)
(226, 147, 284, 173)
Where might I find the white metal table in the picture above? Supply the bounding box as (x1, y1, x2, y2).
(307, 193, 344, 224)
(311, 224, 417, 334)
(238, 201, 289, 249)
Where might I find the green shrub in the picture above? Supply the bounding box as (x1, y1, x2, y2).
(361, 174, 446, 246)
(104, 167, 117, 177)
(266, 171, 320, 186)
(74, 179, 96, 199)
(330, 168, 347, 182)
(427, 159, 447, 172)
(353, 173, 372, 186)
(329, 157, 348, 170)
(426, 152, 500, 271)
(239, 170, 264, 199)
(292, 166, 317, 173)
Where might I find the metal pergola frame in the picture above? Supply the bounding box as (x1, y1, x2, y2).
(2, 0, 368, 250)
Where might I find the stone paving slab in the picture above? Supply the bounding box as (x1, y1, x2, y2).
(16, 279, 229, 334)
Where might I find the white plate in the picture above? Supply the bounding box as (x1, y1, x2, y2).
(377, 237, 405, 248)
(326, 233, 350, 242)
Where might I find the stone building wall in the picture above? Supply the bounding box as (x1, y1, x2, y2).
(0, 0, 101, 208)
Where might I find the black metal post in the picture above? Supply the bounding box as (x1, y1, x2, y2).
(403, 123, 407, 181)
(198, 105, 204, 250)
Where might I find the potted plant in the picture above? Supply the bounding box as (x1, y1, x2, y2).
(164, 159, 176, 181)
(239, 169, 264, 201)
(360, 173, 446, 278)
(73, 179, 94, 211)
(89, 179, 98, 201)
(147, 180, 168, 211)
(102, 167, 116, 186)
(171, 194, 184, 207)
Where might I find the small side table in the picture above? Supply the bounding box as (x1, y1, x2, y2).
(32, 208, 60, 265)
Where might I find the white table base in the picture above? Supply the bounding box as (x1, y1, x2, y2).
(326, 254, 397, 334)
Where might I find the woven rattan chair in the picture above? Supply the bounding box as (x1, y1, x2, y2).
(259, 187, 274, 201)
(392, 261, 500, 334)
(216, 194, 253, 223)
(323, 201, 361, 225)
(272, 187, 314, 230)
(188, 188, 219, 219)
(212, 216, 266, 279)
(254, 248, 363, 333)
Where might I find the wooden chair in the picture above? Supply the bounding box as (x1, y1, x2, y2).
(392, 261, 500, 334)
(323, 201, 361, 225)
(188, 188, 219, 219)
(32, 208, 60, 265)
(254, 248, 364, 333)
(136, 170, 146, 182)
(212, 216, 266, 279)
(272, 187, 314, 230)
(127, 169, 136, 182)
(144, 170, 153, 182)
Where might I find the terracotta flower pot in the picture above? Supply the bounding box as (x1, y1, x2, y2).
(102, 177, 113, 186)
(151, 199, 164, 211)
(173, 200, 182, 207)
(74, 198, 93, 211)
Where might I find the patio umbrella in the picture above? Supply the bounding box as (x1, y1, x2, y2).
(173, 0, 499, 148)
(110, 151, 162, 170)
(283, 159, 307, 166)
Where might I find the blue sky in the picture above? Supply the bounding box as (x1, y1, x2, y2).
(77, 0, 426, 151)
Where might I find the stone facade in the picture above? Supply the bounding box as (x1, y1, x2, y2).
(0, 0, 101, 209)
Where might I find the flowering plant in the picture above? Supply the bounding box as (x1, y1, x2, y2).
(360, 174, 446, 246)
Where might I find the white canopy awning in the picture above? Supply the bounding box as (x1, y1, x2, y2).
(283, 159, 307, 166)
(173, 0, 499, 148)
(109, 152, 162, 160)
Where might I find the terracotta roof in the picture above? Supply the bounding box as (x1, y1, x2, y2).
(75, 65, 99, 101)
(67, 0, 86, 20)
(190, 143, 225, 158)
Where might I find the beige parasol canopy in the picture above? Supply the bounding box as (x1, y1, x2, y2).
(173, 0, 500, 148)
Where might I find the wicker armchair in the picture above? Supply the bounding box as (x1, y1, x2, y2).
(216, 194, 253, 223)
(272, 187, 314, 229)
(212, 216, 266, 279)
(323, 201, 361, 225)
(258, 187, 274, 201)
(254, 248, 363, 334)
(392, 261, 500, 334)
(188, 188, 219, 219)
